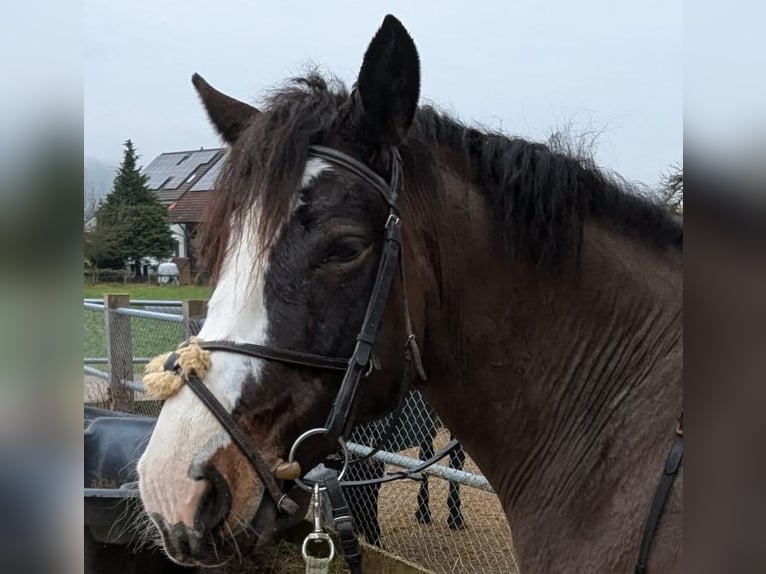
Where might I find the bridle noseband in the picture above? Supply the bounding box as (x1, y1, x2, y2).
(161, 144, 424, 518)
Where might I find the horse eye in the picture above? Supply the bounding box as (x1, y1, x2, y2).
(323, 239, 365, 264)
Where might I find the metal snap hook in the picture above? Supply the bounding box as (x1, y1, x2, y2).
(301, 482, 335, 563)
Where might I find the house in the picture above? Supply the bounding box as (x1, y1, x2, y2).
(142, 147, 225, 274)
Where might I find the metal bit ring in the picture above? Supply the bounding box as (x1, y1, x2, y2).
(287, 427, 349, 492)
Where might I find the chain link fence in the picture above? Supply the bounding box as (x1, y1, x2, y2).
(344, 394, 518, 573)
(84, 300, 186, 418)
(83, 299, 518, 573)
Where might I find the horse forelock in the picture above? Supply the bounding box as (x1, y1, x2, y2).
(196, 72, 349, 284)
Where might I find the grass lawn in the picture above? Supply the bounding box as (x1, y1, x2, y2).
(84, 308, 187, 360)
(84, 283, 211, 363)
(84, 283, 212, 300)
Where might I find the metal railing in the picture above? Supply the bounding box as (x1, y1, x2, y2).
(84, 365, 146, 394)
(345, 442, 493, 493)
(113, 306, 184, 322)
(84, 302, 183, 322)
(84, 298, 184, 307)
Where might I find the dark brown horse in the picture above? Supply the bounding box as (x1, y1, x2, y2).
(137, 15, 683, 572)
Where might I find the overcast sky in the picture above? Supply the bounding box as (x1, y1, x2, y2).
(84, 0, 682, 187)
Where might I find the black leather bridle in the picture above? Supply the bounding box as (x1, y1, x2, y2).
(161, 144, 424, 520)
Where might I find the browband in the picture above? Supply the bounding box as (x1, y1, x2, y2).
(309, 145, 400, 211)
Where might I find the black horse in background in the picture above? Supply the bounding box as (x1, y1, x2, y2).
(345, 391, 466, 547)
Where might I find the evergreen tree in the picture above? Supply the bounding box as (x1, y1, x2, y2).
(89, 140, 174, 276)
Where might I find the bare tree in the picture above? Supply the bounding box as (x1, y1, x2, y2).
(546, 120, 682, 218)
(657, 163, 683, 215)
(84, 183, 101, 224)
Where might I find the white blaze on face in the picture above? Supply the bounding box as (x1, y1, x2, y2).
(138, 207, 270, 525)
(137, 158, 331, 529)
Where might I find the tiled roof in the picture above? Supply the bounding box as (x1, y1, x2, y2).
(156, 189, 187, 203)
(168, 190, 215, 223)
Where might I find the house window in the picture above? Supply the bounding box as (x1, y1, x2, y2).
(177, 154, 191, 165)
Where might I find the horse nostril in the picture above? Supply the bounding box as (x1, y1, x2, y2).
(195, 467, 231, 534)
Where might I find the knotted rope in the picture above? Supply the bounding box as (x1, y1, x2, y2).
(143, 337, 211, 399)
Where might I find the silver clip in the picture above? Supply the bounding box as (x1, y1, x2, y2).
(301, 483, 335, 563)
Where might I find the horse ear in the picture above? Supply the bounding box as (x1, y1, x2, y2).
(191, 73, 259, 144)
(355, 15, 420, 147)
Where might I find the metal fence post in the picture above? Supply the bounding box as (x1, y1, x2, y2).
(104, 293, 134, 411)
(182, 299, 207, 339)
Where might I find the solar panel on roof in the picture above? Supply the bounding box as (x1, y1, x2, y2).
(190, 157, 224, 191)
(143, 149, 223, 190)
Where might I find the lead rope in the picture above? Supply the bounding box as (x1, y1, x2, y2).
(301, 479, 363, 574)
(304, 556, 331, 574)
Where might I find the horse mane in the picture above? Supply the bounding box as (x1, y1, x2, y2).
(197, 72, 682, 279)
(409, 107, 683, 269)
